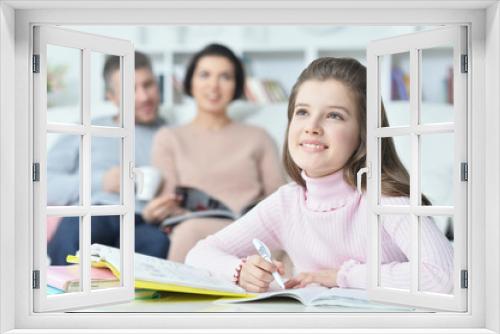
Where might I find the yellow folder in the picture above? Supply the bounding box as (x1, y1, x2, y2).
(66, 244, 253, 299)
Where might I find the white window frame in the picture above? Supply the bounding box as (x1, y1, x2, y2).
(32, 25, 136, 312)
(1, 1, 499, 333)
(366, 26, 468, 312)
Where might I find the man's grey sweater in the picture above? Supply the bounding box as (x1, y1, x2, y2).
(47, 115, 165, 213)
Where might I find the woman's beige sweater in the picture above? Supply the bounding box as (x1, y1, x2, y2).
(151, 122, 286, 213)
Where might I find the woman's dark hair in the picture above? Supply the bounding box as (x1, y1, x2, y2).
(183, 43, 245, 101)
(283, 57, 430, 205)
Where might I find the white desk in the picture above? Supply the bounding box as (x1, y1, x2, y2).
(78, 292, 428, 313)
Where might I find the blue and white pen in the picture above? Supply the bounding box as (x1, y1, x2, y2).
(252, 238, 286, 289)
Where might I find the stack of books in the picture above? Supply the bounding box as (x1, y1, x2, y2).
(47, 264, 119, 294)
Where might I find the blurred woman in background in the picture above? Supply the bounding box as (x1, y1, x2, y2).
(144, 43, 285, 262)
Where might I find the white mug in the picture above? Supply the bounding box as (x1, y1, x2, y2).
(135, 166, 162, 201)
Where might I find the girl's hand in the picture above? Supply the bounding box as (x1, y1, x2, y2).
(284, 269, 338, 289)
(142, 194, 184, 224)
(238, 255, 285, 293)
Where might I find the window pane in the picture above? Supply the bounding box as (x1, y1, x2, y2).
(420, 133, 454, 206)
(91, 137, 122, 205)
(90, 215, 121, 291)
(91, 52, 122, 127)
(420, 47, 454, 124)
(419, 215, 454, 295)
(380, 52, 410, 127)
(46, 45, 81, 124)
(46, 216, 81, 295)
(47, 133, 81, 206)
(378, 136, 411, 205)
(379, 214, 411, 291)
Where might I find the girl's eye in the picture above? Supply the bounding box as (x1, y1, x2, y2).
(327, 112, 344, 120)
(294, 109, 308, 117)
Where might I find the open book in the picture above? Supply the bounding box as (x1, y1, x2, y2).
(160, 186, 258, 228)
(218, 286, 414, 310)
(68, 244, 251, 298)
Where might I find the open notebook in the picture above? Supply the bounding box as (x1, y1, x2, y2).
(67, 244, 251, 298)
(218, 286, 414, 311)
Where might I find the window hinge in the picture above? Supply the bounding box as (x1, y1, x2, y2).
(461, 54, 468, 73)
(32, 163, 40, 182)
(461, 162, 468, 182)
(33, 270, 40, 289)
(32, 55, 40, 73)
(461, 270, 468, 289)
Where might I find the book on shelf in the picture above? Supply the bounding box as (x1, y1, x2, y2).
(391, 67, 409, 101)
(47, 264, 119, 292)
(67, 243, 251, 298)
(218, 285, 414, 310)
(245, 77, 287, 104)
(159, 186, 258, 229)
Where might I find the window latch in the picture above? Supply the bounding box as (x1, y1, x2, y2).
(356, 162, 371, 194)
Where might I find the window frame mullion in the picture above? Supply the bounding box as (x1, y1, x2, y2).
(80, 47, 91, 294)
(409, 47, 420, 294)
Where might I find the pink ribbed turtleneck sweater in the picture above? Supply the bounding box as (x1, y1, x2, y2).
(185, 170, 453, 293)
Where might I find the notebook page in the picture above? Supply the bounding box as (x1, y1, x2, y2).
(217, 286, 330, 305)
(90, 243, 245, 294)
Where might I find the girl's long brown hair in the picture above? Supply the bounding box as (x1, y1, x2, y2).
(283, 57, 430, 204)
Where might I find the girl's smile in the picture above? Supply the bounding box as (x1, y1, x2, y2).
(288, 79, 360, 178)
(299, 139, 329, 152)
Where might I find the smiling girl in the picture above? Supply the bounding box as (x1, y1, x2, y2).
(185, 57, 453, 294)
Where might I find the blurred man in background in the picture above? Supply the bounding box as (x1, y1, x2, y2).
(48, 51, 170, 265)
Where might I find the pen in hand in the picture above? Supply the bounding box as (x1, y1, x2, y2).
(252, 238, 286, 289)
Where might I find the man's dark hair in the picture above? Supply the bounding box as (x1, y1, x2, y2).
(183, 43, 245, 101)
(103, 51, 153, 94)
